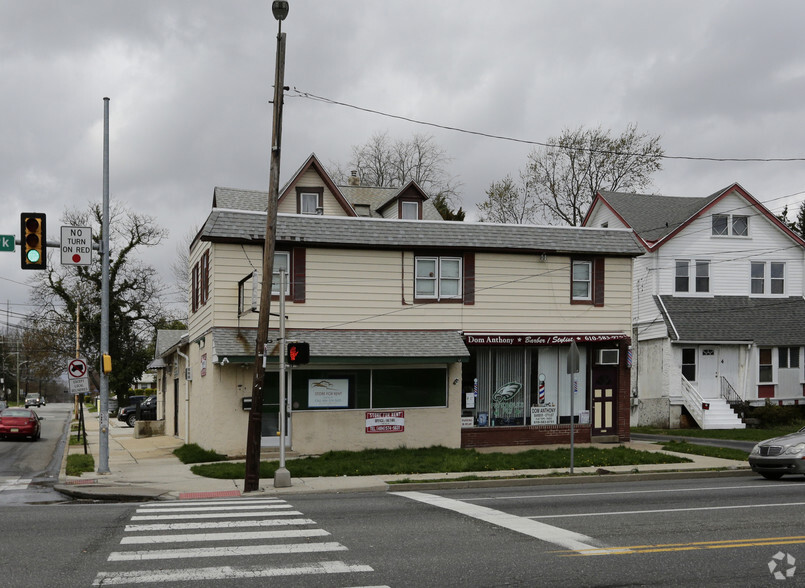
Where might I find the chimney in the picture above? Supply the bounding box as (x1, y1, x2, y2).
(347, 170, 360, 186)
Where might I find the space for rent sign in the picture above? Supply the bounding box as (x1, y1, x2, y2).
(365, 411, 404, 433)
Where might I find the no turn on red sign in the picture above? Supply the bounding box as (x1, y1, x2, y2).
(61, 226, 92, 266)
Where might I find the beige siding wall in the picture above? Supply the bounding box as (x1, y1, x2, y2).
(204, 244, 633, 334)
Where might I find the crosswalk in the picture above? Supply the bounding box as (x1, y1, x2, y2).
(93, 496, 386, 586)
(0, 476, 32, 493)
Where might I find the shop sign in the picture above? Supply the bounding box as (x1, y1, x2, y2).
(461, 416, 474, 428)
(464, 333, 628, 346)
(366, 410, 404, 433)
(309, 379, 349, 408)
(492, 382, 523, 423)
(530, 404, 557, 425)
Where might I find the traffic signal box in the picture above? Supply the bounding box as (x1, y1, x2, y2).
(20, 212, 47, 270)
(287, 341, 310, 365)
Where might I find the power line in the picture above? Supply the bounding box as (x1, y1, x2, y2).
(290, 88, 805, 163)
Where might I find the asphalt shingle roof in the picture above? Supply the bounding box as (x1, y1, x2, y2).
(656, 295, 805, 345)
(212, 327, 470, 363)
(199, 211, 645, 256)
(598, 188, 726, 243)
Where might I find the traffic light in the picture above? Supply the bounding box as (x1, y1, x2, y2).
(20, 212, 46, 270)
(287, 341, 310, 365)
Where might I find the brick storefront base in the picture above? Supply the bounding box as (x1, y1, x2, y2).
(461, 425, 592, 448)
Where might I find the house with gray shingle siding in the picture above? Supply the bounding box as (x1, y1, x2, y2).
(151, 155, 644, 456)
(585, 183, 805, 429)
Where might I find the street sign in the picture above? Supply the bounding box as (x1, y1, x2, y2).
(68, 358, 88, 379)
(61, 226, 92, 266)
(0, 234, 14, 252)
(68, 357, 90, 396)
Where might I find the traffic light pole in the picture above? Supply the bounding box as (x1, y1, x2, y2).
(97, 97, 111, 474)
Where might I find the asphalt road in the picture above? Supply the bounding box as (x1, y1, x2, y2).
(1, 473, 798, 586)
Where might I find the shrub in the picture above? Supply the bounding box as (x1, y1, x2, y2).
(173, 443, 227, 464)
(748, 402, 805, 428)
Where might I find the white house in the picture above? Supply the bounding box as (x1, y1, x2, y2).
(584, 183, 805, 428)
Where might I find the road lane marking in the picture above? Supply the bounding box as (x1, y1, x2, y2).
(558, 535, 805, 557)
(398, 491, 630, 555)
(108, 541, 348, 561)
(135, 504, 288, 513)
(529, 500, 805, 519)
(92, 561, 374, 585)
(138, 498, 284, 507)
(131, 510, 302, 521)
(125, 518, 316, 532)
(0, 477, 31, 492)
(120, 528, 329, 544)
(468, 484, 779, 502)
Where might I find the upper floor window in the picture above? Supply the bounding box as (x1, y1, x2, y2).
(751, 261, 785, 295)
(571, 258, 605, 306)
(191, 250, 210, 313)
(712, 214, 749, 237)
(296, 187, 323, 215)
(401, 201, 420, 219)
(415, 256, 462, 300)
(272, 251, 291, 295)
(572, 260, 592, 301)
(675, 260, 710, 293)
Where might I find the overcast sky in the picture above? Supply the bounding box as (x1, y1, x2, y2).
(3, 0, 805, 331)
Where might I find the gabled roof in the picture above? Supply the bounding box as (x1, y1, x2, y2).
(277, 153, 357, 216)
(198, 211, 645, 257)
(585, 183, 805, 251)
(212, 187, 267, 212)
(655, 295, 805, 345)
(148, 329, 188, 368)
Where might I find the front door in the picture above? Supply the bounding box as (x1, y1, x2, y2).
(698, 347, 720, 398)
(591, 367, 617, 436)
(173, 379, 179, 436)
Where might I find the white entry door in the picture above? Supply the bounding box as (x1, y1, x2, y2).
(698, 347, 720, 398)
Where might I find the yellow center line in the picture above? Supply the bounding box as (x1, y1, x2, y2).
(555, 535, 805, 556)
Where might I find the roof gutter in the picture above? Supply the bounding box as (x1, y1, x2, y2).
(656, 296, 680, 341)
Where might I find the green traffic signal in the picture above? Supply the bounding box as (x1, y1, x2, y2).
(20, 212, 46, 270)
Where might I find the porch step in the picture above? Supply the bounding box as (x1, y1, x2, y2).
(702, 398, 746, 430)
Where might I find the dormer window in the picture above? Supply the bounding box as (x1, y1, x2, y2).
(296, 187, 323, 215)
(712, 214, 748, 237)
(401, 200, 420, 219)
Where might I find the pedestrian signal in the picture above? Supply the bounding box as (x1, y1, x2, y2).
(287, 341, 310, 365)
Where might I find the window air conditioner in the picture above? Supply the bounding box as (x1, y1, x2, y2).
(597, 348, 619, 365)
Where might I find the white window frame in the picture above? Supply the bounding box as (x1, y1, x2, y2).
(750, 261, 785, 296)
(401, 201, 419, 219)
(675, 260, 689, 293)
(300, 192, 319, 215)
(694, 260, 710, 293)
(415, 256, 462, 300)
(712, 213, 749, 237)
(272, 251, 291, 296)
(571, 260, 592, 301)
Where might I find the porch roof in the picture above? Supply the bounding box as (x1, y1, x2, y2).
(210, 327, 470, 364)
(656, 295, 805, 346)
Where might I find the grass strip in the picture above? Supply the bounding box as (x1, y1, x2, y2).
(66, 454, 94, 476)
(658, 440, 749, 461)
(173, 443, 227, 464)
(632, 425, 804, 442)
(190, 445, 691, 480)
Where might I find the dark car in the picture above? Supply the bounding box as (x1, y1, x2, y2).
(748, 426, 805, 479)
(118, 395, 155, 428)
(0, 408, 41, 441)
(24, 393, 42, 408)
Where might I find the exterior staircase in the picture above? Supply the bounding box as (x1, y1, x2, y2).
(680, 377, 745, 429)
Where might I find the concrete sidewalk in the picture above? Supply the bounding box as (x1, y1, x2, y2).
(54, 411, 752, 502)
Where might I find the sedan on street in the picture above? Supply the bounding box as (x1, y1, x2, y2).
(0, 408, 41, 441)
(748, 426, 805, 479)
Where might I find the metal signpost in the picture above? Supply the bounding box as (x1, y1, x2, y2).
(567, 340, 580, 473)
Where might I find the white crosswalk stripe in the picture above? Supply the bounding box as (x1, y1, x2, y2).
(93, 496, 382, 586)
(0, 476, 32, 492)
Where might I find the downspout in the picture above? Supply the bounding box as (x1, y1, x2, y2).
(177, 349, 190, 443)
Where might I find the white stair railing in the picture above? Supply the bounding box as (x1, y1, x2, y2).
(680, 376, 705, 428)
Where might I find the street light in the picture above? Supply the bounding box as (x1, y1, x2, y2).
(245, 0, 290, 492)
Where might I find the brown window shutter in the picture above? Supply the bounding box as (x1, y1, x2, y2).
(292, 248, 306, 303)
(463, 252, 475, 305)
(593, 257, 605, 307)
(191, 263, 199, 312)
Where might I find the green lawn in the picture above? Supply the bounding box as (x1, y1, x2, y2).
(190, 445, 692, 480)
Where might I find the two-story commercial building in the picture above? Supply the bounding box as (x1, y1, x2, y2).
(151, 154, 644, 456)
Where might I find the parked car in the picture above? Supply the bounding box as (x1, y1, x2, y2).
(24, 394, 42, 408)
(748, 426, 805, 479)
(0, 408, 41, 441)
(118, 395, 155, 428)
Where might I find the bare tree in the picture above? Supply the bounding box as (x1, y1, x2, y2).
(477, 174, 538, 224)
(29, 202, 175, 398)
(331, 131, 462, 207)
(478, 124, 663, 225)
